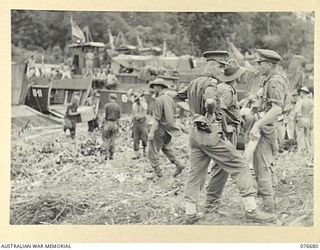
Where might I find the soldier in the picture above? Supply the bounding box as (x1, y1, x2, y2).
(60, 59, 72, 80)
(131, 93, 148, 159)
(286, 89, 300, 140)
(97, 67, 107, 89)
(295, 86, 313, 154)
(85, 90, 100, 132)
(106, 70, 120, 90)
(148, 78, 185, 178)
(249, 49, 290, 213)
(102, 93, 121, 161)
(26, 55, 36, 79)
(174, 51, 275, 224)
(63, 95, 80, 139)
(84, 49, 94, 77)
(205, 62, 247, 212)
(218, 61, 246, 144)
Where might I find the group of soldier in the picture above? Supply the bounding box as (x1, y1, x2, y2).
(64, 48, 313, 225)
(26, 55, 72, 80)
(26, 53, 121, 90)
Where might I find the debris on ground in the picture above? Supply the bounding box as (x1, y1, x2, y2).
(10, 118, 314, 226)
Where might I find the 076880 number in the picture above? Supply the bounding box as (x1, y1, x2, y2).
(300, 244, 318, 248)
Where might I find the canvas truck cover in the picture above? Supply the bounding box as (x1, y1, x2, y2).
(110, 55, 157, 72)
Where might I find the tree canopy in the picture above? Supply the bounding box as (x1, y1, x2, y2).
(11, 10, 314, 66)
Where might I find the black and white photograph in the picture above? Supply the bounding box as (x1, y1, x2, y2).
(10, 10, 314, 227)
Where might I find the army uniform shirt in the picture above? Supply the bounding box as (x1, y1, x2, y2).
(186, 75, 220, 116)
(153, 93, 180, 136)
(218, 82, 240, 125)
(260, 73, 288, 113)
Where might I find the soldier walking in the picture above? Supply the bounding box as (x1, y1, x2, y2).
(174, 51, 275, 224)
(63, 95, 80, 139)
(148, 78, 185, 178)
(132, 93, 148, 159)
(102, 93, 121, 161)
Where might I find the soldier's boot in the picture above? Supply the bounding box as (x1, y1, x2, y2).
(109, 151, 114, 160)
(205, 199, 220, 214)
(104, 150, 110, 161)
(153, 165, 163, 178)
(143, 146, 147, 157)
(185, 214, 200, 225)
(185, 201, 200, 225)
(132, 151, 141, 160)
(262, 196, 275, 213)
(242, 197, 276, 223)
(173, 160, 185, 178)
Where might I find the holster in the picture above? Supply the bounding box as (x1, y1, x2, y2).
(194, 121, 212, 133)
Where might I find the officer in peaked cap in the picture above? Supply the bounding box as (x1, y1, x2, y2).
(202, 51, 230, 65)
(249, 48, 289, 214)
(254, 49, 282, 64)
(198, 50, 231, 82)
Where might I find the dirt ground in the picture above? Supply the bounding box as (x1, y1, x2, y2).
(10, 119, 314, 226)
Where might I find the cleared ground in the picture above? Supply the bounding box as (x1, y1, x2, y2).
(10, 119, 314, 226)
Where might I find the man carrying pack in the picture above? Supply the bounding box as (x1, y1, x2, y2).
(174, 51, 275, 224)
(248, 49, 290, 213)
